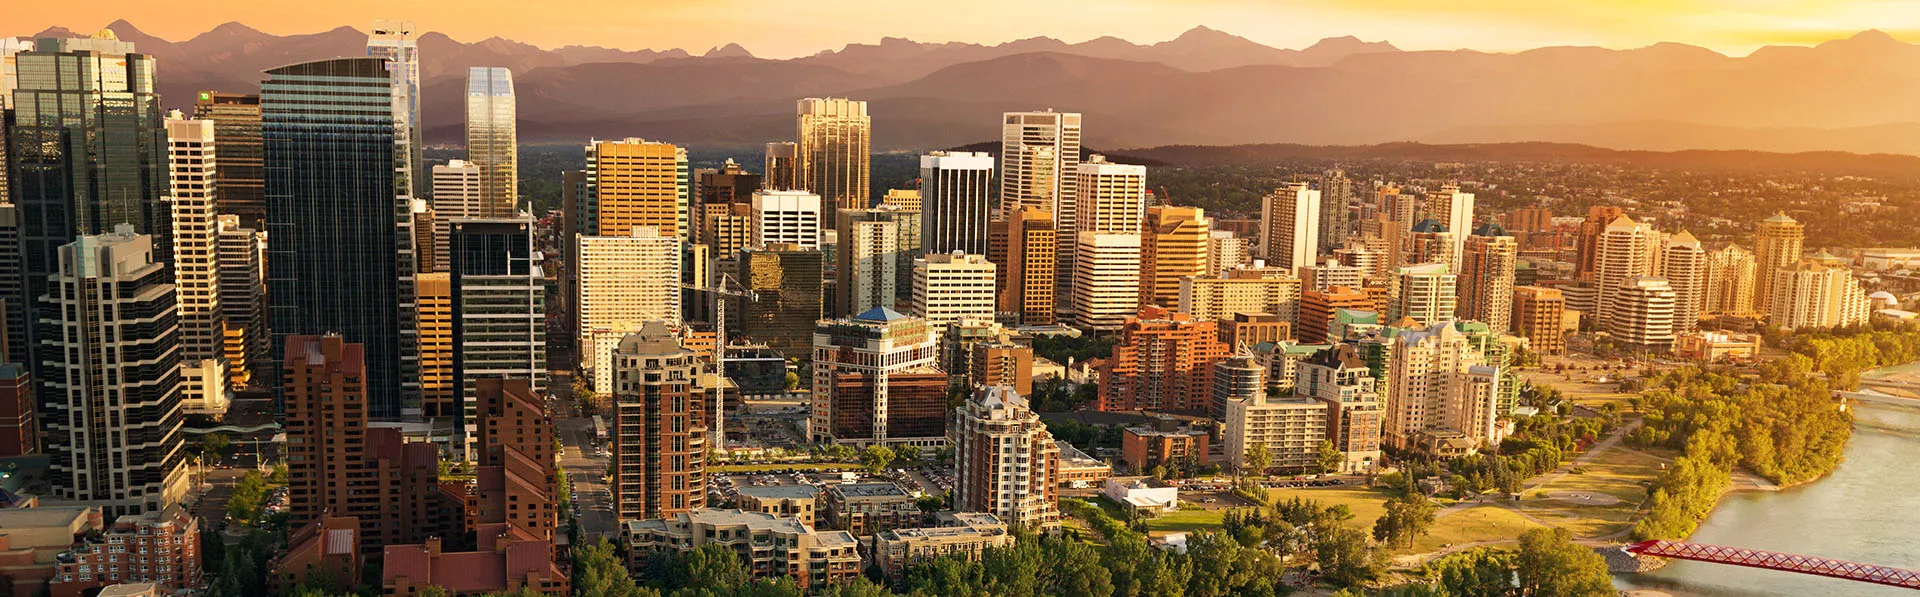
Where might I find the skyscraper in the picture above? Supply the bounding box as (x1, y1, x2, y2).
(1424, 185, 1474, 270)
(1574, 206, 1626, 280)
(366, 20, 424, 203)
(577, 227, 682, 390)
(1768, 258, 1870, 330)
(588, 138, 690, 240)
(465, 67, 517, 216)
(1388, 263, 1457, 325)
(953, 386, 1061, 531)
(1097, 306, 1231, 414)
(416, 273, 455, 422)
(0, 39, 28, 206)
(42, 228, 190, 516)
(1319, 170, 1353, 251)
(1141, 206, 1211, 308)
(1072, 233, 1143, 332)
(451, 219, 548, 456)
(1000, 207, 1057, 325)
(763, 142, 799, 191)
(1751, 213, 1805, 316)
(610, 323, 709, 520)
(919, 151, 996, 255)
(810, 308, 945, 446)
(797, 98, 871, 215)
(166, 115, 227, 370)
(217, 216, 267, 387)
(737, 245, 825, 355)
(1383, 321, 1503, 453)
(427, 159, 483, 273)
(1511, 286, 1567, 355)
(1261, 183, 1321, 270)
(193, 92, 265, 229)
(0, 206, 21, 363)
(752, 189, 823, 250)
(1661, 231, 1708, 332)
(1705, 243, 1757, 316)
(694, 160, 761, 249)
(1611, 277, 1678, 353)
(1000, 111, 1082, 217)
(1592, 215, 1660, 331)
(264, 57, 418, 417)
(11, 32, 171, 383)
(836, 207, 916, 317)
(1458, 225, 1518, 333)
(912, 252, 997, 336)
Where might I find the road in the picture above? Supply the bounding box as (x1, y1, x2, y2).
(556, 410, 618, 542)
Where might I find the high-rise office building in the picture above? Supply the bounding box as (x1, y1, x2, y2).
(1751, 213, 1805, 316)
(365, 19, 424, 202)
(427, 159, 483, 273)
(577, 227, 681, 390)
(1574, 206, 1627, 281)
(1141, 206, 1211, 308)
(0, 205, 20, 363)
(1261, 182, 1321, 270)
(1072, 233, 1143, 332)
(1000, 110, 1081, 219)
(464, 67, 517, 216)
(1319, 170, 1353, 251)
(999, 207, 1057, 325)
(1208, 231, 1250, 277)
(1424, 185, 1474, 270)
(193, 92, 265, 229)
(737, 245, 824, 355)
(1097, 306, 1231, 413)
(1611, 277, 1678, 353)
(216, 216, 267, 387)
(1296, 345, 1384, 472)
(752, 189, 823, 250)
(12, 33, 172, 387)
(1768, 258, 1870, 330)
(284, 335, 457, 550)
(0, 39, 28, 207)
(1458, 225, 1518, 333)
(587, 138, 690, 240)
(797, 98, 871, 216)
(264, 56, 418, 417)
(810, 308, 944, 446)
(610, 323, 709, 520)
(953, 387, 1061, 530)
(451, 219, 548, 455)
(1069, 155, 1146, 309)
(0, 365, 34, 458)
(1706, 243, 1757, 317)
(694, 161, 761, 248)
(1592, 215, 1660, 331)
(920, 152, 996, 255)
(42, 228, 190, 516)
(763, 142, 799, 191)
(1661, 231, 1708, 332)
(912, 253, 997, 336)
(1511, 286, 1567, 355)
(837, 207, 917, 317)
(166, 115, 228, 372)
(1177, 269, 1303, 323)
(416, 273, 455, 421)
(1383, 321, 1503, 453)
(1388, 263, 1457, 325)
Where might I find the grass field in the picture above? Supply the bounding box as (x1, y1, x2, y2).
(1407, 506, 1547, 553)
(1144, 509, 1226, 535)
(1511, 447, 1666, 538)
(1266, 486, 1397, 528)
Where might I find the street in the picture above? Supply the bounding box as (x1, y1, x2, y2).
(555, 405, 618, 542)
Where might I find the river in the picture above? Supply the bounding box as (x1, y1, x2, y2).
(1613, 399, 1920, 596)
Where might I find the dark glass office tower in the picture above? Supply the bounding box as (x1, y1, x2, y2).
(450, 218, 546, 456)
(193, 92, 266, 230)
(264, 57, 417, 417)
(8, 33, 171, 379)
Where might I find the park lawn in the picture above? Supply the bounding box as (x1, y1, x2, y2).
(1266, 486, 1396, 528)
(1405, 505, 1546, 554)
(1527, 446, 1666, 503)
(711, 463, 857, 473)
(1144, 508, 1226, 536)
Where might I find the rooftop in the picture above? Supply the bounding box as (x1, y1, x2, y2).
(737, 484, 820, 500)
(829, 482, 912, 499)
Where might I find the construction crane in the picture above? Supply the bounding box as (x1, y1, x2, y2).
(681, 272, 757, 451)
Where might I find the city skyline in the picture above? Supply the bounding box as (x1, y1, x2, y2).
(13, 1, 1920, 60)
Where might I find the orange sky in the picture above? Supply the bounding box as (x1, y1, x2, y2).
(15, 0, 1920, 58)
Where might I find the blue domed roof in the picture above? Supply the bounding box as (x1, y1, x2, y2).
(854, 306, 911, 322)
(1411, 219, 1447, 233)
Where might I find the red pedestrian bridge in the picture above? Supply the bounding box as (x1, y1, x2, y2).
(1626, 540, 1920, 590)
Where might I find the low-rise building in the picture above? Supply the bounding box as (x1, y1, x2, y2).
(0, 507, 98, 597)
(269, 514, 361, 595)
(622, 509, 861, 589)
(871, 513, 1011, 582)
(51, 506, 198, 596)
(1121, 416, 1210, 473)
(382, 536, 568, 596)
(1102, 478, 1178, 513)
(822, 482, 919, 536)
(1054, 441, 1112, 488)
(1673, 331, 1762, 362)
(735, 485, 820, 529)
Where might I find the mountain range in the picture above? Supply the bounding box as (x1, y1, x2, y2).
(17, 21, 1920, 155)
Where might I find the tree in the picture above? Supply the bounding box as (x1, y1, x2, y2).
(896, 444, 922, 462)
(572, 538, 654, 597)
(1515, 527, 1614, 596)
(1316, 525, 1383, 588)
(860, 445, 896, 474)
(1043, 538, 1115, 597)
(1241, 443, 1272, 478)
(916, 494, 946, 515)
(673, 544, 752, 592)
(783, 371, 800, 391)
(1373, 494, 1439, 549)
(812, 578, 891, 597)
(201, 433, 231, 459)
(1317, 440, 1344, 474)
(1428, 548, 1517, 596)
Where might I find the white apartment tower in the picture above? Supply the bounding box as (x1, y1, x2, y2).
(1262, 182, 1322, 271)
(165, 115, 227, 367)
(1383, 321, 1503, 453)
(577, 226, 682, 392)
(1388, 263, 1457, 325)
(912, 252, 997, 336)
(1425, 185, 1475, 270)
(1660, 231, 1708, 332)
(1611, 276, 1678, 353)
(43, 227, 192, 517)
(752, 189, 823, 250)
(1593, 215, 1661, 330)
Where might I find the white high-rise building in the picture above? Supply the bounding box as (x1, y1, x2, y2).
(1261, 182, 1321, 271)
(1593, 215, 1661, 330)
(577, 226, 682, 391)
(1383, 321, 1503, 454)
(429, 160, 484, 272)
(1660, 231, 1708, 332)
(752, 189, 823, 250)
(1003, 111, 1083, 315)
(465, 67, 517, 216)
(920, 151, 995, 256)
(911, 252, 997, 336)
(1611, 276, 1677, 353)
(836, 207, 915, 317)
(44, 227, 191, 517)
(1207, 231, 1250, 276)
(1425, 185, 1474, 270)
(1769, 258, 1871, 330)
(1388, 263, 1457, 325)
(1072, 233, 1143, 332)
(164, 114, 226, 365)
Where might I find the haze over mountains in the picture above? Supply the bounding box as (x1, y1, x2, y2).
(20, 20, 1920, 155)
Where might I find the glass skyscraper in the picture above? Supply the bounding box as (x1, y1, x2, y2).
(8, 31, 170, 377)
(263, 57, 417, 417)
(465, 67, 517, 216)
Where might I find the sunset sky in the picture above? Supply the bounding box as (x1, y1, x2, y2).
(16, 0, 1920, 58)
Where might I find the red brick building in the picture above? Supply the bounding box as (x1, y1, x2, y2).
(383, 536, 567, 596)
(0, 365, 35, 457)
(1097, 306, 1230, 413)
(51, 506, 198, 596)
(1298, 286, 1374, 344)
(270, 514, 361, 595)
(1121, 415, 1211, 472)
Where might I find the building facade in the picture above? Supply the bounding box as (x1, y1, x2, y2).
(796, 98, 871, 217)
(464, 67, 518, 216)
(919, 152, 995, 255)
(1097, 306, 1231, 413)
(810, 308, 945, 446)
(610, 323, 709, 520)
(953, 387, 1061, 530)
(1261, 183, 1320, 270)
